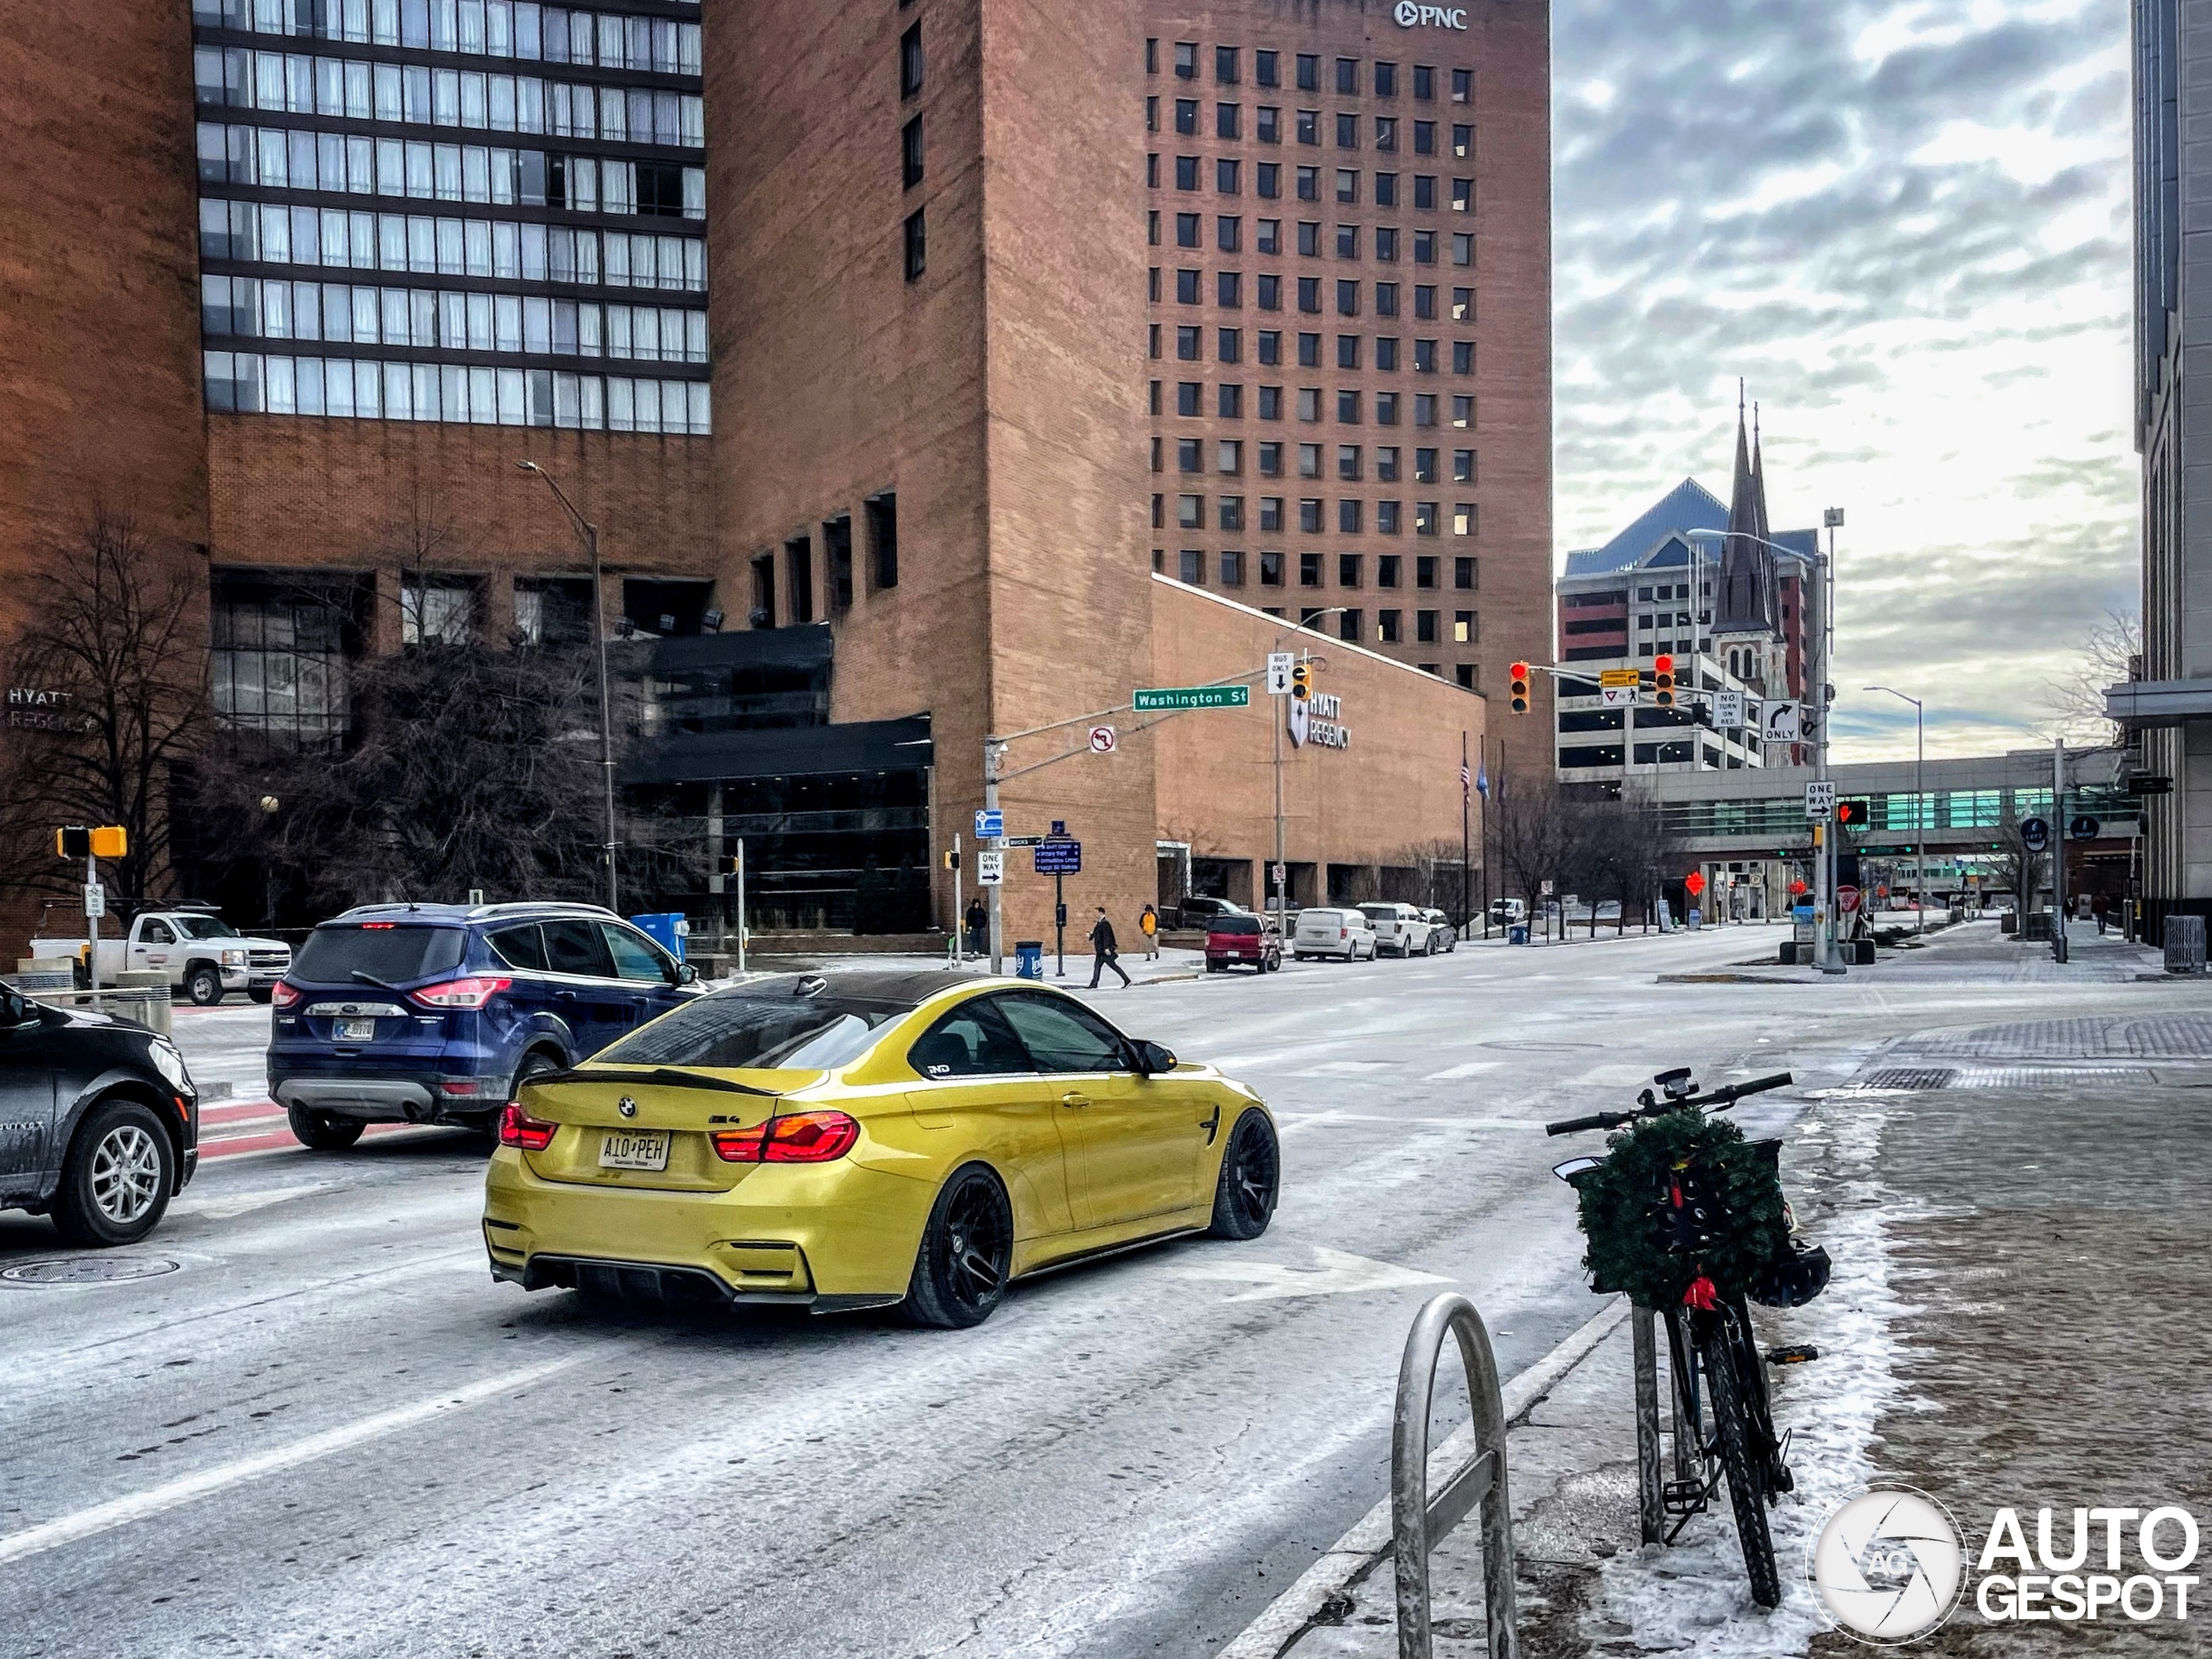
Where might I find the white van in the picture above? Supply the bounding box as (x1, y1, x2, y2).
(1292, 907, 1377, 962)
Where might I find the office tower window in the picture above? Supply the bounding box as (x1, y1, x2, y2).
(1454, 556, 1476, 590)
(1217, 45, 1239, 83)
(1258, 105, 1281, 142)
(1415, 501, 1438, 536)
(1378, 499, 1401, 533)
(1299, 497, 1324, 531)
(1454, 448, 1476, 483)
(1217, 102, 1240, 139)
(1376, 62, 1398, 98)
(1258, 386, 1283, 419)
(1217, 158, 1239, 193)
(1220, 550, 1246, 585)
(1298, 165, 1319, 201)
(1176, 98, 1199, 134)
(1454, 663, 1474, 690)
(1453, 124, 1473, 158)
(1219, 382, 1243, 417)
(1452, 395, 1474, 428)
(1220, 492, 1245, 525)
(1415, 447, 1439, 482)
(1298, 109, 1319, 144)
(1177, 267, 1202, 302)
(1377, 609, 1400, 644)
(1218, 443, 1243, 476)
(1177, 154, 1200, 189)
(1453, 286, 1474, 321)
(1338, 334, 1361, 369)
(1179, 493, 1204, 528)
(1336, 57, 1359, 95)
(1260, 550, 1284, 585)
(1378, 447, 1402, 482)
(1298, 276, 1321, 312)
(1300, 552, 1322, 586)
(1258, 329, 1282, 364)
(1339, 609, 1362, 642)
(1179, 549, 1204, 583)
(1298, 388, 1321, 420)
(1453, 502, 1477, 535)
(1453, 177, 1474, 212)
(1336, 224, 1359, 259)
(1177, 381, 1202, 416)
(1257, 50, 1279, 87)
(1339, 553, 1362, 587)
(1415, 609, 1437, 644)
(1336, 388, 1360, 422)
(904, 207, 925, 279)
(1174, 41, 1197, 78)
(1177, 325, 1201, 359)
(1379, 554, 1401, 588)
(1454, 610, 1475, 642)
(1413, 64, 1434, 99)
(1260, 496, 1285, 530)
(1298, 53, 1319, 91)
(1452, 68, 1472, 102)
(826, 516, 854, 610)
(1376, 227, 1399, 261)
(1298, 332, 1322, 367)
(1377, 284, 1399, 320)
(1377, 336, 1400, 370)
(1257, 162, 1279, 199)
(1339, 498, 1362, 533)
(902, 115, 923, 188)
(901, 23, 923, 97)
(868, 494, 899, 590)
(1258, 218, 1282, 253)
(1298, 442, 1323, 476)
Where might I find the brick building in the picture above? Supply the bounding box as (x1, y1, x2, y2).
(0, 0, 1546, 944)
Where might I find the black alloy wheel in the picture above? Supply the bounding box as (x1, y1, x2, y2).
(901, 1164, 1015, 1329)
(1206, 1110, 1280, 1240)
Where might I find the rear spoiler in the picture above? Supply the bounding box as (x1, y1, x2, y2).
(534, 1066, 780, 1099)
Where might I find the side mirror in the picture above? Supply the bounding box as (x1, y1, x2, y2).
(675, 961, 698, 985)
(1135, 1040, 1177, 1076)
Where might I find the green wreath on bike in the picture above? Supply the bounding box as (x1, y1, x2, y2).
(1575, 1110, 1789, 1309)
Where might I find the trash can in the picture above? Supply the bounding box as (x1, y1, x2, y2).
(630, 912, 690, 961)
(1507, 924, 1528, 947)
(1014, 941, 1045, 980)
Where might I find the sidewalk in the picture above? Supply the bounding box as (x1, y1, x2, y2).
(1662, 916, 2167, 987)
(717, 944, 1211, 987)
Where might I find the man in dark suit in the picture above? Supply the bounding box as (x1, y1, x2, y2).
(1088, 907, 1130, 988)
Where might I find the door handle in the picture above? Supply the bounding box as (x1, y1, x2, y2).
(1061, 1091, 1090, 1109)
(555, 989, 578, 1001)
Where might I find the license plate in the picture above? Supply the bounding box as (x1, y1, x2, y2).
(598, 1130, 669, 1171)
(335, 1018, 377, 1041)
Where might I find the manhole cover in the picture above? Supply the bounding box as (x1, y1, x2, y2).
(0, 1256, 182, 1286)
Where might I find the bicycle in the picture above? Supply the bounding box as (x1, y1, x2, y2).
(1547, 1069, 1830, 1608)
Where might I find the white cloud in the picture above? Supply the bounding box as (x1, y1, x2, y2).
(1553, 0, 2137, 761)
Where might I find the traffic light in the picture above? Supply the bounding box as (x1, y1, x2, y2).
(1652, 654, 1675, 709)
(1291, 662, 1312, 701)
(90, 826, 127, 860)
(56, 827, 90, 860)
(1836, 799, 1872, 832)
(1508, 661, 1531, 715)
(942, 848, 961, 872)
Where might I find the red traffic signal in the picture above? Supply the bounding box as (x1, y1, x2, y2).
(1508, 661, 1531, 715)
(1652, 653, 1676, 709)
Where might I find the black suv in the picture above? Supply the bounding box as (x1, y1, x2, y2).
(0, 985, 199, 1245)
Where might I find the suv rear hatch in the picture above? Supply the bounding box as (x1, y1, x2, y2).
(280, 922, 472, 1065)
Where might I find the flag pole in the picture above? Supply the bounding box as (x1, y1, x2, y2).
(1460, 730, 1471, 936)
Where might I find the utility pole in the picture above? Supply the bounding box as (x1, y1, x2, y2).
(1814, 508, 1845, 974)
(1460, 730, 1471, 939)
(2052, 737, 2069, 965)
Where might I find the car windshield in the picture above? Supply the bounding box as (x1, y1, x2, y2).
(1211, 916, 1263, 935)
(601, 992, 909, 1071)
(292, 924, 467, 984)
(171, 914, 241, 940)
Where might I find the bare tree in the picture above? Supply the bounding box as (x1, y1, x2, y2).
(0, 512, 206, 907)
(1577, 795, 1685, 932)
(192, 638, 612, 917)
(2040, 608, 2141, 746)
(1386, 837, 1475, 921)
(1493, 785, 1573, 914)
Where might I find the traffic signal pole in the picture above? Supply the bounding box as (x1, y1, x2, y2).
(1812, 514, 1845, 974)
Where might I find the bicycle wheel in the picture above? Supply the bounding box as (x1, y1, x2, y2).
(1701, 1323, 1782, 1607)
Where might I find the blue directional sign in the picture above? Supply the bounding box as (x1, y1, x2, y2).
(2020, 817, 2049, 853)
(974, 808, 1004, 839)
(1034, 839, 1082, 875)
(2069, 815, 2100, 842)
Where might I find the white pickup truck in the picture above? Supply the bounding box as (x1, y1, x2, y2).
(30, 909, 293, 1006)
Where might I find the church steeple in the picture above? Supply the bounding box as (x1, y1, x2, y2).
(1715, 383, 1779, 640)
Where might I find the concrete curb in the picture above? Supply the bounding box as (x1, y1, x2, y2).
(1214, 1297, 1629, 1659)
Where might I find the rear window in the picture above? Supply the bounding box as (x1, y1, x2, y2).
(1211, 915, 1263, 935)
(292, 924, 466, 985)
(601, 992, 908, 1071)
(1301, 909, 1343, 926)
(1359, 904, 1396, 921)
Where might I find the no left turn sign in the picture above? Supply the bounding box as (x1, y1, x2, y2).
(1089, 725, 1117, 753)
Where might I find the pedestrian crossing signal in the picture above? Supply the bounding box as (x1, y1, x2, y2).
(1508, 661, 1530, 715)
(1653, 655, 1676, 710)
(1836, 799, 1872, 831)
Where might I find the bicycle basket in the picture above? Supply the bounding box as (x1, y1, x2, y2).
(1573, 1110, 1790, 1309)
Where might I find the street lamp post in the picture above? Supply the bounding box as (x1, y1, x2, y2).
(1271, 606, 1349, 947)
(1865, 686, 1925, 934)
(516, 459, 620, 913)
(1689, 512, 1846, 972)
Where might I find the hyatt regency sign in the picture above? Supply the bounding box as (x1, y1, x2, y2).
(1288, 691, 1352, 751)
(1394, 2, 1468, 28)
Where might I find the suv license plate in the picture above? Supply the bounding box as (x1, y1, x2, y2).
(335, 1018, 377, 1041)
(598, 1130, 669, 1171)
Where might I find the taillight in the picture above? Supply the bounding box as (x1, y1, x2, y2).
(497, 1102, 557, 1151)
(1339, 927, 1347, 940)
(271, 982, 300, 1009)
(411, 975, 512, 1009)
(709, 1109, 860, 1164)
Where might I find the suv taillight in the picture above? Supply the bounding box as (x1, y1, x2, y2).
(498, 1103, 557, 1150)
(411, 975, 513, 1009)
(709, 1110, 860, 1164)
(271, 982, 301, 1009)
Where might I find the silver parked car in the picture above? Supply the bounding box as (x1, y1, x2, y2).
(1420, 908, 1458, 952)
(1292, 907, 1377, 961)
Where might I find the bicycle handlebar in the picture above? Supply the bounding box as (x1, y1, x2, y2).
(1544, 1111, 1627, 1137)
(1541, 1072, 1795, 1138)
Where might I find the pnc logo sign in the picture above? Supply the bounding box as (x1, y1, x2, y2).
(1394, 1, 1468, 28)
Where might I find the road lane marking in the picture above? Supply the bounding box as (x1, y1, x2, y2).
(1168, 1245, 1451, 1303)
(0, 1355, 581, 1568)
(1422, 1061, 1502, 1080)
(168, 1183, 334, 1220)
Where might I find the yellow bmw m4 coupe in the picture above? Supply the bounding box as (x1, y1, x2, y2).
(482, 972, 1279, 1327)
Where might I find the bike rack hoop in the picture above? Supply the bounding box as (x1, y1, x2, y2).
(1391, 1291, 1518, 1659)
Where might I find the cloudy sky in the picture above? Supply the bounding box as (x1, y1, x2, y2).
(1550, 0, 2137, 760)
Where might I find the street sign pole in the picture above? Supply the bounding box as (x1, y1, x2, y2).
(983, 740, 1005, 975)
(1055, 871, 1065, 978)
(2053, 737, 2068, 965)
(952, 832, 963, 964)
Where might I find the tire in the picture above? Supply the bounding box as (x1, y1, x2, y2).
(900, 1163, 1015, 1329)
(185, 966, 224, 1007)
(247, 988, 274, 1004)
(287, 1103, 366, 1151)
(1207, 1109, 1280, 1240)
(1702, 1324, 1782, 1608)
(52, 1098, 175, 1246)
(509, 1049, 563, 1103)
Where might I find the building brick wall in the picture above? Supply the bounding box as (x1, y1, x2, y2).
(1150, 573, 1483, 905)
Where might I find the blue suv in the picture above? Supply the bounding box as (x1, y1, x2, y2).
(267, 902, 699, 1150)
